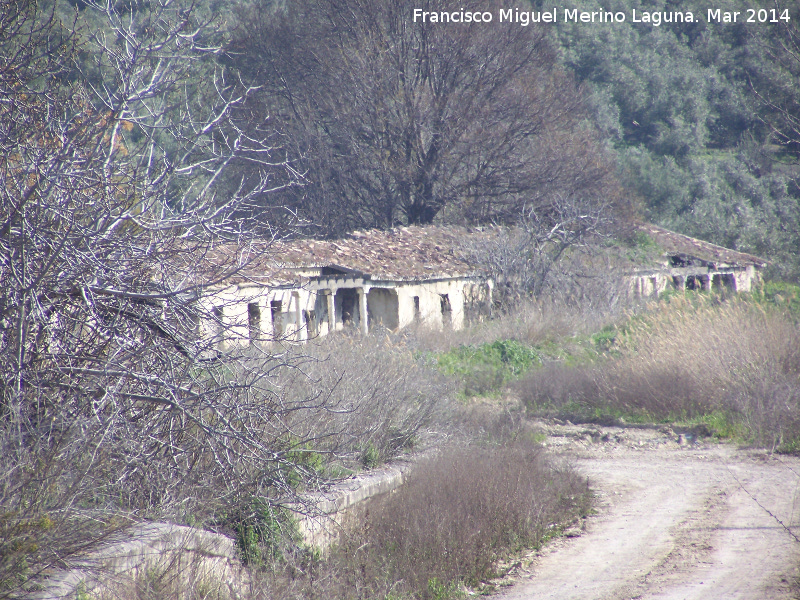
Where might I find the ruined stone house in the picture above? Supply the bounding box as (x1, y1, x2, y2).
(201, 226, 493, 347)
(628, 224, 766, 298)
(200, 224, 766, 347)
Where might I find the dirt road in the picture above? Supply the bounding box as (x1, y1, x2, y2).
(495, 423, 800, 600)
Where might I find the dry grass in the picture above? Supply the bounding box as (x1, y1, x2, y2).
(336, 442, 589, 596)
(245, 439, 591, 600)
(0, 333, 454, 597)
(85, 435, 593, 600)
(94, 550, 244, 600)
(518, 296, 800, 449)
(399, 297, 619, 354)
(276, 333, 456, 467)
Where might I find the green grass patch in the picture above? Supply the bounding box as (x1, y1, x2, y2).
(548, 401, 657, 426)
(434, 340, 541, 397)
(590, 325, 619, 354)
(777, 436, 800, 455)
(752, 281, 800, 314)
(672, 410, 746, 440)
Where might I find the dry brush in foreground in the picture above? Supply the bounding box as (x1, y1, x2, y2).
(518, 296, 800, 450)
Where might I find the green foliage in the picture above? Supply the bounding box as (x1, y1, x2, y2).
(549, 400, 657, 426)
(590, 325, 618, 353)
(752, 281, 800, 314)
(426, 577, 465, 600)
(361, 442, 381, 469)
(233, 499, 300, 567)
(676, 410, 746, 440)
(776, 437, 800, 455)
(282, 440, 326, 489)
(545, 0, 800, 282)
(0, 512, 55, 591)
(435, 340, 541, 397)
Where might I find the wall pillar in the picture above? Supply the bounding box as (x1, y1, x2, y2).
(292, 291, 305, 341)
(357, 287, 369, 335)
(486, 280, 494, 319)
(324, 289, 335, 332)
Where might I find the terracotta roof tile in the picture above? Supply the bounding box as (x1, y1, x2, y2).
(639, 224, 768, 268)
(225, 225, 497, 286)
(208, 224, 766, 288)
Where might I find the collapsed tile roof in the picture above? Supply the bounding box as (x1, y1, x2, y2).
(224, 225, 497, 286)
(639, 224, 768, 269)
(209, 223, 767, 288)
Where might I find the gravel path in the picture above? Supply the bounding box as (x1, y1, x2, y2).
(494, 423, 800, 600)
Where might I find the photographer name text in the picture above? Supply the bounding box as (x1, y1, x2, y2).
(412, 7, 792, 26)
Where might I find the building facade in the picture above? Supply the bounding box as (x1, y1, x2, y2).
(200, 224, 766, 348)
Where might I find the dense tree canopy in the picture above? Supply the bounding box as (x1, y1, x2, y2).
(541, 0, 800, 279)
(229, 0, 627, 238)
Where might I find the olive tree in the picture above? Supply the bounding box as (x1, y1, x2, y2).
(755, 11, 800, 157)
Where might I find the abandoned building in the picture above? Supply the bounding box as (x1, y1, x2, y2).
(200, 226, 493, 347)
(629, 224, 767, 298)
(200, 224, 767, 347)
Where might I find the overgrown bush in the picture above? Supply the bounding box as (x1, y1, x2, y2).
(433, 340, 541, 397)
(248, 439, 591, 600)
(340, 441, 589, 595)
(274, 334, 455, 468)
(0, 332, 453, 596)
(517, 295, 800, 449)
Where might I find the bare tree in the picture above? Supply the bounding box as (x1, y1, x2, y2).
(0, 0, 370, 592)
(459, 184, 626, 309)
(229, 0, 623, 236)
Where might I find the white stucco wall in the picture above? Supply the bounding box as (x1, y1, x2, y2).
(200, 285, 322, 346)
(199, 276, 488, 347)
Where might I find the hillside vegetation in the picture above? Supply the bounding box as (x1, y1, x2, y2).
(3, 0, 800, 598)
(542, 0, 800, 279)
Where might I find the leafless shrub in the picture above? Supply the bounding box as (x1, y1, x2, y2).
(459, 222, 626, 311)
(273, 334, 456, 467)
(235, 440, 590, 600)
(329, 441, 590, 598)
(0, 0, 326, 593)
(516, 362, 603, 415)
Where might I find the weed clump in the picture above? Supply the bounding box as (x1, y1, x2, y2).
(323, 440, 591, 599)
(433, 339, 541, 396)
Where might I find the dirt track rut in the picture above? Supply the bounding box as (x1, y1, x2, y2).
(495, 424, 800, 600)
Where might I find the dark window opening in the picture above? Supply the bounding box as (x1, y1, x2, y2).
(271, 300, 283, 337)
(440, 293, 452, 328)
(713, 273, 735, 292)
(413, 296, 420, 322)
(303, 309, 317, 337)
(248, 303, 261, 343)
(335, 288, 358, 326)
